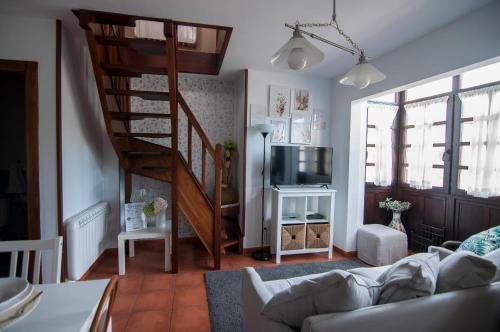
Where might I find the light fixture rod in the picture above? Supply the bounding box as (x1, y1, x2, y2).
(284, 23, 356, 56)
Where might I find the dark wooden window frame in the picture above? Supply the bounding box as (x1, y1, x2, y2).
(0, 59, 40, 240)
(398, 75, 500, 201)
(365, 97, 400, 190)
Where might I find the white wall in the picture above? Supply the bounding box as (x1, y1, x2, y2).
(244, 69, 333, 248)
(0, 15, 58, 281)
(330, 1, 500, 252)
(61, 25, 120, 248)
(234, 71, 246, 233)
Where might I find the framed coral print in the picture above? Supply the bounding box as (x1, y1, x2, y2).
(294, 88, 310, 112)
(269, 85, 291, 118)
(269, 118, 289, 143)
(290, 113, 312, 144)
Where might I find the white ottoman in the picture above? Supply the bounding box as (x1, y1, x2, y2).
(357, 224, 408, 266)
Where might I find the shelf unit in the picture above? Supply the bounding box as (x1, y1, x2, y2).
(271, 188, 336, 263)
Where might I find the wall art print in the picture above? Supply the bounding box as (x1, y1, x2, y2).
(294, 88, 310, 112)
(291, 113, 312, 144)
(250, 104, 267, 126)
(269, 118, 289, 144)
(268, 85, 291, 118)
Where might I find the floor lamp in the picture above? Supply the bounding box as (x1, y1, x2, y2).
(252, 124, 274, 261)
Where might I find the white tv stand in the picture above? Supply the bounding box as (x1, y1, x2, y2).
(270, 187, 336, 263)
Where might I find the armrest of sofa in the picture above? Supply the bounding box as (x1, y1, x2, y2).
(428, 245, 454, 260)
(241, 267, 295, 332)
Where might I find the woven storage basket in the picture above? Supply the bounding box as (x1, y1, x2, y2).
(306, 223, 330, 248)
(281, 224, 305, 251)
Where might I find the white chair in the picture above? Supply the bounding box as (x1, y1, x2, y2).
(0, 236, 63, 284)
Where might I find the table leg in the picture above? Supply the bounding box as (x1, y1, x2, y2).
(164, 234, 171, 272)
(118, 238, 125, 275)
(128, 240, 135, 257)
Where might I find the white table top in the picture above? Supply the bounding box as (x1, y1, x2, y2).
(5, 279, 108, 332)
(118, 226, 171, 239)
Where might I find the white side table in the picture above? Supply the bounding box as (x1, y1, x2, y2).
(117, 226, 171, 275)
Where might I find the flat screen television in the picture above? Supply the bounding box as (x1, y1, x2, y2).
(270, 146, 333, 186)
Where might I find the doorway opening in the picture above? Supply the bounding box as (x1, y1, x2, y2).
(0, 60, 40, 276)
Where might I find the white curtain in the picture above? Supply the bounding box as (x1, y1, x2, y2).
(367, 104, 398, 186)
(404, 96, 449, 190)
(459, 85, 500, 198)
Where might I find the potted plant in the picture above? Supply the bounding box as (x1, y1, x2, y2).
(379, 197, 411, 233)
(142, 197, 169, 229)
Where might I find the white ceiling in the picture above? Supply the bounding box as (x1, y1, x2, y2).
(0, 0, 494, 79)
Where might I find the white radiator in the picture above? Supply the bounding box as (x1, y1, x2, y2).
(65, 202, 110, 280)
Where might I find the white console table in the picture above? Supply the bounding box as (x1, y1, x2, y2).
(271, 188, 335, 263)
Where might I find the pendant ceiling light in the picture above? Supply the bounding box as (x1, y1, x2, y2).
(271, 0, 386, 89)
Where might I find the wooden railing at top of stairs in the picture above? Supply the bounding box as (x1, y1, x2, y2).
(75, 10, 224, 271)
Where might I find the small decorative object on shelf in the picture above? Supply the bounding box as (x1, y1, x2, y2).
(379, 197, 411, 233)
(142, 197, 169, 229)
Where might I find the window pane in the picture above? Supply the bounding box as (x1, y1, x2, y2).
(406, 77, 453, 101)
(431, 147, 445, 166)
(366, 147, 376, 164)
(366, 165, 375, 183)
(370, 93, 396, 103)
(458, 169, 469, 191)
(459, 145, 471, 167)
(460, 122, 473, 142)
(366, 128, 377, 145)
(404, 128, 416, 145)
(431, 124, 446, 144)
(430, 168, 444, 187)
(461, 61, 500, 89)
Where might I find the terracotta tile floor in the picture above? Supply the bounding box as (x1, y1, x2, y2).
(85, 239, 349, 332)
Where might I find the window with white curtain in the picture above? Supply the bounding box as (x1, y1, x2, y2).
(458, 85, 500, 198)
(402, 96, 449, 189)
(365, 103, 398, 186)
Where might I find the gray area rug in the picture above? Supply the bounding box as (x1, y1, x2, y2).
(204, 259, 367, 332)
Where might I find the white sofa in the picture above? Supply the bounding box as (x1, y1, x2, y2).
(242, 260, 500, 332)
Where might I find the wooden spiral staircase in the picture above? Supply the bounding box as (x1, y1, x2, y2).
(73, 9, 234, 272)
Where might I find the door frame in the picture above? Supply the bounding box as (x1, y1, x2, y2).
(0, 59, 40, 240)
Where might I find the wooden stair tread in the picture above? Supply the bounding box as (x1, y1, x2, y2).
(101, 63, 168, 77)
(123, 151, 170, 156)
(96, 36, 166, 56)
(110, 112, 171, 120)
(106, 89, 170, 101)
(141, 166, 171, 171)
(221, 238, 239, 248)
(115, 132, 172, 138)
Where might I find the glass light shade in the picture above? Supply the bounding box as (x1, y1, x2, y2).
(271, 29, 324, 70)
(254, 124, 274, 135)
(340, 55, 386, 89)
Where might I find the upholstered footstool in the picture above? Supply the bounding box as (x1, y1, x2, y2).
(357, 224, 408, 266)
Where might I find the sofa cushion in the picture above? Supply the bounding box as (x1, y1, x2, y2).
(348, 265, 390, 280)
(261, 269, 381, 330)
(264, 272, 327, 295)
(457, 225, 500, 256)
(437, 250, 497, 293)
(376, 252, 439, 304)
(484, 248, 500, 282)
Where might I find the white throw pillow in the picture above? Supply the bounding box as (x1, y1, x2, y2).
(436, 250, 497, 293)
(484, 248, 500, 282)
(376, 252, 439, 304)
(261, 269, 381, 330)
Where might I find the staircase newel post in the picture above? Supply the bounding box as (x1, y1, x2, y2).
(214, 144, 223, 270)
(165, 20, 179, 273)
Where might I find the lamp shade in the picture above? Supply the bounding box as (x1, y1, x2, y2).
(271, 29, 324, 70)
(254, 123, 274, 135)
(339, 55, 386, 89)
